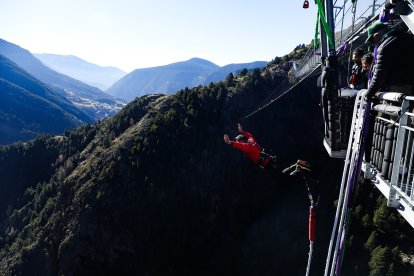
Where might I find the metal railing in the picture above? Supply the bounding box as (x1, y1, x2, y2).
(292, 0, 385, 79)
(364, 92, 414, 228)
(292, 48, 321, 79)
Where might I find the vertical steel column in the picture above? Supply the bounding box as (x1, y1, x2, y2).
(321, 0, 341, 151)
(372, 0, 377, 16)
(326, 0, 336, 43)
(389, 99, 410, 207)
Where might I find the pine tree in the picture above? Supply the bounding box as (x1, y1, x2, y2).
(239, 68, 248, 77)
(225, 73, 234, 87)
(368, 246, 392, 276)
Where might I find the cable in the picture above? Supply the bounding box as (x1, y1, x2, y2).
(305, 177, 319, 276)
(241, 65, 321, 120)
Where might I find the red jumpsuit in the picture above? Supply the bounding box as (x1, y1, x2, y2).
(230, 130, 270, 167)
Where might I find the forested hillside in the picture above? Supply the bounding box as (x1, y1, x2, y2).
(0, 51, 412, 275)
(0, 54, 92, 144)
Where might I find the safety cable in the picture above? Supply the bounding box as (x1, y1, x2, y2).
(258, 78, 291, 109)
(324, 90, 369, 276)
(240, 65, 321, 120)
(328, 93, 371, 276)
(304, 177, 319, 276)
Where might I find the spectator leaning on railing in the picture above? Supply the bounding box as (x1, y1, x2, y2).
(364, 21, 414, 166)
(365, 22, 414, 100)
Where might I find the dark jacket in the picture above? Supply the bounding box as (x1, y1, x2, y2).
(366, 29, 414, 98)
(350, 63, 368, 89)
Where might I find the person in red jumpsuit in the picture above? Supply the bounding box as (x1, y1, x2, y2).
(223, 123, 311, 176)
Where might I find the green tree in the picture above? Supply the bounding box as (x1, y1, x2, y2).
(239, 68, 248, 77)
(365, 231, 379, 251)
(361, 213, 372, 229)
(373, 201, 390, 233)
(272, 56, 282, 65)
(225, 73, 234, 87)
(252, 68, 261, 79)
(368, 246, 392, 276)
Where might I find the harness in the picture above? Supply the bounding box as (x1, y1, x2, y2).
(243, 137, 273, 167)
(258, 150, 272, 167)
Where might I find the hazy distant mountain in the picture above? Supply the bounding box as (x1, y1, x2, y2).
(107, 58, 219, 101)
(35, 53, 126, 90)
(203, 61, 267, 84)
(0, 54, 93, 144)
(107, 57, 267, 101)
(0, 38, 125, 119)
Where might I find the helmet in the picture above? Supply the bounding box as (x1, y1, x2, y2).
(235, 134, 246, 142)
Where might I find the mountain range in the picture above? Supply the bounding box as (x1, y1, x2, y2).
(0, 37, 265, 145)
(106, 57, 267, 101)
(0, 54, 93, 144)
(0, 38, 125, 119)
(34, 53, 126, 90)
(0, 52, 412, 275)
(0, 60, 337, 275)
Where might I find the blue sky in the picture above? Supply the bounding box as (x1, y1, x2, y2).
(0, 0, 373, 72)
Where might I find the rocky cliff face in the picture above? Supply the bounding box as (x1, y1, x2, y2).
(0, 64, 347, 275)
